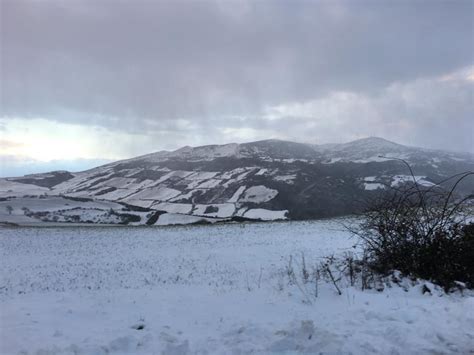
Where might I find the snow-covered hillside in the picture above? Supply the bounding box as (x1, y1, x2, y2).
(1, 221, 472, 354)
(315, 137, 474, 164)
(1, 137, 473, 226)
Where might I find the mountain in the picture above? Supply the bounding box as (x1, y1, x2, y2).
(1, 137, 473, 226)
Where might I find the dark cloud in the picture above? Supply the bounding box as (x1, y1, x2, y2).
(1, 0, 473, 152)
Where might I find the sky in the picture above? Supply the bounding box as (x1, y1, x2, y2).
(1, 0, 473, 176)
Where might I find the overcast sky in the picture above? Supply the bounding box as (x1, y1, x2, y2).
(1, 0, 473, 176)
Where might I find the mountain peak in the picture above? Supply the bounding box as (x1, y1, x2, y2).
(2, 136, 473, 226)
(342, 136, 402, 148)
(115, 136, 473, 168)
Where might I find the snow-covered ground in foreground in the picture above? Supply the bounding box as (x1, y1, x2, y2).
(1, 220, 473, 354)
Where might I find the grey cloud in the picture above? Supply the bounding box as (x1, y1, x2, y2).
(1, 0, 473, 153)
(253, 76, 474, 153)
(2, 0, 473, 119)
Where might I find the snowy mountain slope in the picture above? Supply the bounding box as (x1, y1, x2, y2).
(117, 139, 321, 164)
(315, 137, 474, 164)
(1, 137, 473, 225)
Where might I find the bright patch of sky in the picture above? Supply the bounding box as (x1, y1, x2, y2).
(0, 118, 157, 161)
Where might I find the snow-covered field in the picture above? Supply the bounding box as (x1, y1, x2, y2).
(1, 220, 473, 354)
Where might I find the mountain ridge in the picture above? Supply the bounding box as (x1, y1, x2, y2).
(1, 137, 473, 226)
(109, 136, 472, 167)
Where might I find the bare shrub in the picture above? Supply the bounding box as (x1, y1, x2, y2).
(353, 161, 474, 291)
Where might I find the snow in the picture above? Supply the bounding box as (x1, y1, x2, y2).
(362, 175, 434, 190)
(59, 209, 124, 224)
(196, 179, 221, 189)
(153, 213, 214, 225)
(168, 170, 194, 179)
(168, 189, 206, 202)
(0, 179, 49, 197)
(147, 171, 190, 186)
(255, 168, 268, 176)
(322, 157, 342, 164)
(192, 203, 235, 218)
(222, 178, 237, 188)
(362, 177, 385, 190)
(102, 177, 136, 188)
(364, 182, 385, 190)
(128, 187, 182, 201)
(240, 185, 278, 203)
(166, 143, 239, 161)
(218, 171, 235, 180)
(235, 170, 253, 181)
(0, 197, 123, 213)
(185, 179, 204, 189)
(123, 168, 144, 177)
(119, 198, 155, 209)
(0, 212, 38, 224)
(91, 185, 117, 195)
(96, 188, 137, 200)
(0, 197, 73, 213)
(185, 172, 222, 189)
(0, 197, 147, 225)
(187, 171, 218, 181)
(14, 173, 56, 179)
(274, 174, 297, 184)
(1, 220, 472, 354)
(53, 172, 114, 194)
(235, 207, 248, 216)
(353, 156, 393, 163)
(243, 208, 288, 220)
(391, 175, 435, 187)
(228, 185, 246, 203)
(152, 202, 193, 214)
(119, 179, 156, 191)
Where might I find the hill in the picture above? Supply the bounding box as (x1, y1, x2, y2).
(1, 137, 473, 225)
